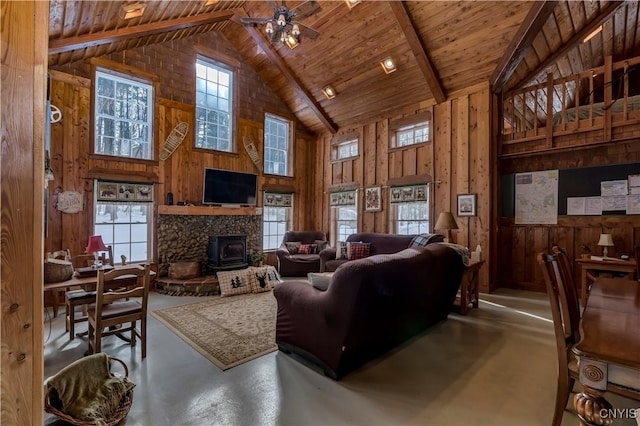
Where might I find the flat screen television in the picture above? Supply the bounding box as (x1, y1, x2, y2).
(202, 168, 258, 206)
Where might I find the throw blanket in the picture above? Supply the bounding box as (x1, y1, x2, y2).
(45, 353, 135, 425)
(438, 242, 471, 266)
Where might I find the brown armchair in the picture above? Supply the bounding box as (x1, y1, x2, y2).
(276, 231, 327, 277)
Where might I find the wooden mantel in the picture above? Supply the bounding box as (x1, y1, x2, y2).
(158, 205, 262, 216)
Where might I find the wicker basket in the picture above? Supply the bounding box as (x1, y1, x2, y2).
(44, 357, 134, 426)
(44, 259, 74, 283)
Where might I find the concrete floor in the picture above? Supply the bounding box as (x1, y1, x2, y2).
(43, 287, 638, 426)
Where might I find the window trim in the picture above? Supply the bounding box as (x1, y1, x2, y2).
(92, 67, 155, 161)
(263, 111, 295, 177)
(194, 54, 239, 154)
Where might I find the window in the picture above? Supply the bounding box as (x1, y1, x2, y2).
(389, 184, 430, 234)
(331, 132, 359, 161)
(335, 139, 358, 160)
(94, 181, 153, 263)
(264, 113, 292, 176)
(335, 206, 358, 242)
(195, 57, 234, 152)
(389, 111, 431, 149)
(263, 192, 293, 250)
(94, 70, 153, 159)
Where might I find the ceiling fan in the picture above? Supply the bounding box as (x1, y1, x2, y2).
(240, 0, 321, 48)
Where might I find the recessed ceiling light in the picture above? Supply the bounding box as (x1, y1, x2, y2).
(380, 57, 396, 74)
(583, 25, 603, 43)
(345, 0, 362, 9)
(322, 86, 337, 99)
(120, 3, 146, 20)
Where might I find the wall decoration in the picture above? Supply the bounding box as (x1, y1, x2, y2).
(457, 193, 477, 216)
(364, 186, 382, 212)
(136, 185, 153, 201)
(389, 184, 428, 204)
(264, 192, 293, 207)
(118, 184, 136, 201)
(330, 190, 357, 206)
(56, 191, 83, 213)
(97, 182, 118, 201)
(159, 121, 188, 161)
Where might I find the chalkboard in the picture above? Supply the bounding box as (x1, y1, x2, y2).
(500, 162, 640, 217)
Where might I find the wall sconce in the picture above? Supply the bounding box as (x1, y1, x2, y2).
(597, 233, 614, 258)
(380, 57, 397, 74)
(120, 3, 146, 20)
(345, 0, 362, 9)
(205, 0, 219, 6)
(322, 85, 337, 99)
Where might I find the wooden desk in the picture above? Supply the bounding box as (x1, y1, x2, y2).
(572, 278, 640, 426)
(575, 257, 636, 306)
(456, 260, 484, 315)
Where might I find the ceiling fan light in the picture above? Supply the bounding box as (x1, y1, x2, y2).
(277, 14, 286, 27)
(281, 32, 288, 43)
(285, 34, 299, 49)
(265, 22, 274, 35)
(380, 57, 397, 74)
(292, 24, 300, 36)
(322, 85, 336, 99)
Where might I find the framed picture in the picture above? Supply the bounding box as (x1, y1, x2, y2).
(117, 184, 136, 201)
(97, 182, 118, 201)
(135, 184, 153, 201)
(457, 193, 477, 216)
(364, 186, 382, 212)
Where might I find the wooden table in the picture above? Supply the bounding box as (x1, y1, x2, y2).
(572, 278, 640, 426)
(44, 265, 155, 316)
(456, 260, 484, 315)
(575, 257, 636, 306)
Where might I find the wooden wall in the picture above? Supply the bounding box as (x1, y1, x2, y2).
(498, 141, 640, 292)
(1, 1, 48, 424)
(46, 31, 315, 258)
(311, 83, 494, 292)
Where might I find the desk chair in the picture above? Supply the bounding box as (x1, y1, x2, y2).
(87, 264, 151, 358)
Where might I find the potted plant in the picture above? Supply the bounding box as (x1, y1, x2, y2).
(248, 249, 267, 266)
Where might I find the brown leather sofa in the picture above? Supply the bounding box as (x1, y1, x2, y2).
(319, 232, 444, 272)
(275, 230, 327, 277)
(273, 243, 465, 379)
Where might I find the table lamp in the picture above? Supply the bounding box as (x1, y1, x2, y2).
(434, 212, 459, 243)
(597, 233, 614, 258)
(86, 235, 108, 268)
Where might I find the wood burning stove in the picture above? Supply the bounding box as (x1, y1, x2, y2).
(206, 235, 248, 274)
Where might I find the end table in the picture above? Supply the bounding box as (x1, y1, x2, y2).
(456, 260, 484, 315)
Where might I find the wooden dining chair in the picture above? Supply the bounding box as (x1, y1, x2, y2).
(87, 264, 151, 358)
(537, 252, 581, 426)
(45, 249, 72, 317)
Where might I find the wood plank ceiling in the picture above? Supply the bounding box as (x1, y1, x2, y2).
(48, 0, 640, 135)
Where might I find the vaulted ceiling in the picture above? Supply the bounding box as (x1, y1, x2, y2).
(48, 0, 640, 135)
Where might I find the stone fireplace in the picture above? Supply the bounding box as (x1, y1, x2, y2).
(206, 235, 248, 273)
(157, 213, 261, 277)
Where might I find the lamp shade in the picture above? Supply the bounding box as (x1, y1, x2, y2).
(597, 234, 614, 247)
(434, 212, 459, 231)
(86, 235, 108, 254)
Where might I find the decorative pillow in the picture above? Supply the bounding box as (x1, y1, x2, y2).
(284, 241, 301, 254)
(410, 233, 445, 248)
(347, 241, 371, 260)
(299, 244, 318, 254)
(217, 269, 252, 297)
(335, 241, 348, 260)
(314, 240, 329, 252)
(307, 272, 333, 291)
(248, 266, 282, 293)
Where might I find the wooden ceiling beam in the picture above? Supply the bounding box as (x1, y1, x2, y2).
(507, 0, 625, 93)
(388, 1, 445, 104)
(490, 1, 559, 93)
(48, 9, 238, 54)
(235, 10, 338, 134)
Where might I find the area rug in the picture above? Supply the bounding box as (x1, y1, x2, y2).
(150, 292, 277, 370)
